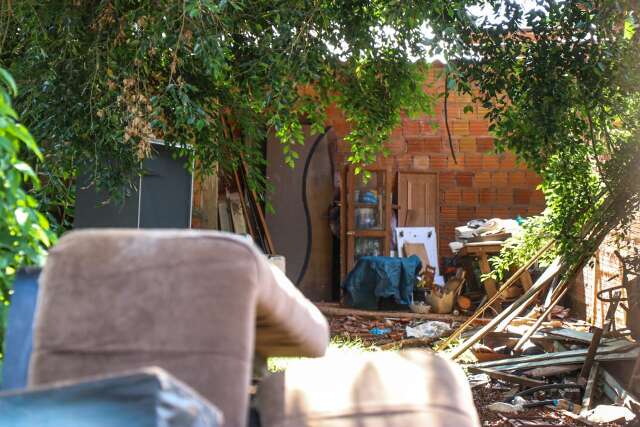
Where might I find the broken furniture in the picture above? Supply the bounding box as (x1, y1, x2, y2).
(28, 229, 329, 427)
(0, 367, 222, 427)
(455, 241, 534, 311)
(257, 349, 481, 427)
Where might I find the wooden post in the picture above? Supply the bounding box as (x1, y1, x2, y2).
(199, 164, 219, 229)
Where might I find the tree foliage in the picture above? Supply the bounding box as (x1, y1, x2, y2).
(0, 67, 54, 350)
(1, 0, 639, 286)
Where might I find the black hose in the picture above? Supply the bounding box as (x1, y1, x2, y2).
(513, 383, 584, 401)
(295, 126, 332, 287)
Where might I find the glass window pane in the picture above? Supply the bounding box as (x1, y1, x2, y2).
(354, 237, 383, 263)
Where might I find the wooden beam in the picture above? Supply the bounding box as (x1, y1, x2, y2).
(601, 368, 640, 410)
(479, 346, 640, 372)
(218, 198, 232, 232)
(513, 284, 570, 352)
(199, 165, 219, 229)
(314, 302, 491, 324)
(578, 326, 604, 385)
(580, 362, 599, 412)
(476, 341, 637, 369)
(468, 367, 546, 387)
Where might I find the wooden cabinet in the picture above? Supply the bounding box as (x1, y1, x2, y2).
(341, 166, 393, 277)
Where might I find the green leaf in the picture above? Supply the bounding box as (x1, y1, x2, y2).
(0, 68, 17, 97)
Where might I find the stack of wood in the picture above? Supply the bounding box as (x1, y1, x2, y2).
(217, 161, 274, 255)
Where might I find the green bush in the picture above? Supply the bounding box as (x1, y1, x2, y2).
(0, 67, 55, 356)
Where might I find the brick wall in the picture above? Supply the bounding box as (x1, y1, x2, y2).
(570, 217, 640, 329)
(328, 64, 546, 259)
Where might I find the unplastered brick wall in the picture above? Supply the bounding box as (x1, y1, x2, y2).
(329, 64, 546, 259)
(570, 216, 640, 329)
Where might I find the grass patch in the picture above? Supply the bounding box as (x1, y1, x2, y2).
(267, 336, 376, 372)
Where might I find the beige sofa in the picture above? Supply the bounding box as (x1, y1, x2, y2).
(29, 229, 330, 427)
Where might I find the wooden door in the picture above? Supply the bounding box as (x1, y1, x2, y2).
(398, 172, 438, 227)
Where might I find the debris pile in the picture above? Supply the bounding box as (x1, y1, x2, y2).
(465, 322, 639, 426)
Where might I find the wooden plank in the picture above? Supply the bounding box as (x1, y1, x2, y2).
(476, 341, 637, 369)
(520, 270, 534, 291)
(440, 244, 556, 357)
(232, 171, 255, 238)
(479, 253, 499, 302)
(398, 172, 438, 228)
(218, 199, 232, 232)
(314, 302, 491, 324)
(513, 284, 570, 352)
(468, 367, 546, 387)
(228, 193, 247, 234)
(540, 327, 594, 344)
(403, 242, 430, 273)
(580, 362, 599, 412)
(199, 164, 218, 229)
(578, 326, 604, 385)
(486, 347, 640, 372)
(600, 368, 640, 410)
(240, 157, 275, 254)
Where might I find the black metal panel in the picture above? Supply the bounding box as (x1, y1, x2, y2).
(74, 144, 192, 229)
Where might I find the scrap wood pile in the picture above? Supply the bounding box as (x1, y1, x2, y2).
(438, 244, 640, 426)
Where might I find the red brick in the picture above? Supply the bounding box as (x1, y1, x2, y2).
(496, 190, 513, 205)
(500, 153, 518, 169)
(492, 172, 508, 187)
(448, 154, 464, 170)
(526, 172, 542, 186)
(441, 207, 458, 221)
(483, 155, 500, 170)
(527, 207, 544, 216)
(476, 206, 492, 218)
(478, 188, 496, 204)
(474, 171, 491, 188)
(513, 188, 531, 205)
(406, 136, 443, 153)
(492, 207, 511, 218)
(412, 155, 430, 170)
(461, 190, 477, 205)
(509, 171, 527, 186)
(390, 126, 404, 137)
(443, 189, 461, 204)
(451, 120, 469, 136)
(458, 206, 477, 222)
(429, 154, 448, 170)
(469, 120, 489, 135)
(402, 118, 422, 136)
(396, 155, 412, 169)
(465, 154, 483, 170)
(459, 137, 477, 153)
(438, 171, 456, 189)
(456, 172, 474, 187)
(385, 136, 406, 154)
(476, 137, 495, 153)
(531, 190, 545, 204)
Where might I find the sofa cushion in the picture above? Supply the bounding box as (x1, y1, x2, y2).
(257, 349, 480, 427)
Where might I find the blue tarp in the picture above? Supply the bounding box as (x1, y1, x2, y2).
(0, 368, 222, 427)
(342, 256, 421, 310)
(2, 268, 40, 391)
